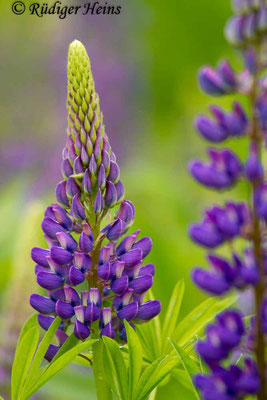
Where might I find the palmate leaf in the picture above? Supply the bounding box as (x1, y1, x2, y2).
(103, 336, 128, 400)
(133, 355, 178, 400)
(125, 322, 143, 399)
(11, 326, 39, 400)
(20, 317, 61, 398)
(20, 339, 97, 400)
(161, 280, 184, 355)
(173, 295, 237, 347)
(170, 339, 200, 400)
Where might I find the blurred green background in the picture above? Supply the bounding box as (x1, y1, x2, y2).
(0, 0, 240, 398)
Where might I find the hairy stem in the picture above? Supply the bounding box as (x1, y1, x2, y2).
(250, 54, 266, 400)
(92, 340, 112, 400)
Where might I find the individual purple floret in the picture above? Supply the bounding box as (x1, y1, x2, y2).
(29, 40, 161, 360)
(195, 102, 247, 143)
(189, 148, 243, 189)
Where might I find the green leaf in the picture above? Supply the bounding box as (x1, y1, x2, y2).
(125, 321, 143, 399)
(11, 326, 39, 400)
(170, 339, 200, 400)
(20, 317, 61, 397)
(161, 280, 184, 354)
(173, 295, 237, 347)
(21, 339, 96, 400)
(103, 336, 128, 400)
(134, 355, 178, 400)
(171, 368, 194, 392)
(135, 290, 161, 362)
(17, 313, 38, 347)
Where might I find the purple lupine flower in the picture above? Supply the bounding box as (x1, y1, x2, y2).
(190, 2, 267, 398)
(189, 148, 242, 189)
(30, 41, 161, 359)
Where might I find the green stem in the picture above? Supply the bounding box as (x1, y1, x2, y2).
(92, 340, 112, 400)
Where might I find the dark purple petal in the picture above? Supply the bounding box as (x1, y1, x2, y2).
(94, 189, 104, 214)
(41, 217, 66, 240)
(108, 161, 120, 183)
(132, 237, 152, 258)
(64, 285, 80, 306)
(72, 194, 86, 221)
(30, 294, 55, 314)
(105, 181, 117, 207)
(73, 155, 84, 175)
(79, 232, 93, 253)
(98, 262, 111, 281)
(37, 314, 55, 330)
(117, 301, 138, 321)
(74, 320, 90, 340)
(136, 300, 161, 321)
(120, 248, 143, 268)
(73, 252, 92, 272)
(115, 180, 125, 203)
(56, 299, 75, 319)
(37, 271, 64, 290)
(82, 169, 92, 194)
(106, 219, 126, 242)
(97, 164, 106, 189)
(139, 263, 155, 277)
(68, 266, 85, 286)
(66, 177, 80, 199)
(111, 276, 129, 295)
(129, 275, 153, 294)
(100, 322, 115, 339)
(61, 158, 73, 178)
(31, 248, 50, 268)
(50, 247, 73, 265)
(85, 303, 101, 324)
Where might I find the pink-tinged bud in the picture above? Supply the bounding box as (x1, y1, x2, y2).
(73, 252, 92, 272)
(108, 161, 120, 183)
(73, 155, 84, 175)
(82, 221, 94, 241)
(89, 288, 102, 307)
(66, 177, 80, 199)
(82, 169, 92, 194)
(100, 307, 112, 328)
(64, 285, 80, 305)
(56, 232, 77, 252)
(94, 189, 104, 214)
(72, 194, 86, 221)
(61, 158, 73, 179)
(99, 246, 111, 265)
(74, 305, 86, 323)
(55, 181, 69, 207)
(115, 180, 125, 203)
(97, 164, 106, 189)
(105, 181, 117, 207)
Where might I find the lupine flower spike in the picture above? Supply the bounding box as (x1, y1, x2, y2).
(30, 40, 161, 361)
(190, 1, 267, 399)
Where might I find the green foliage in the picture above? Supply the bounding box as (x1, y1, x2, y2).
(103, 322, 178, 400)
(170, 340, 200, 400)
(10, 314, 96, 400)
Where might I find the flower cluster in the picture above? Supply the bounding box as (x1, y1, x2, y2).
(29, 40, 161, 361)
(189, 1, 267, 399)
